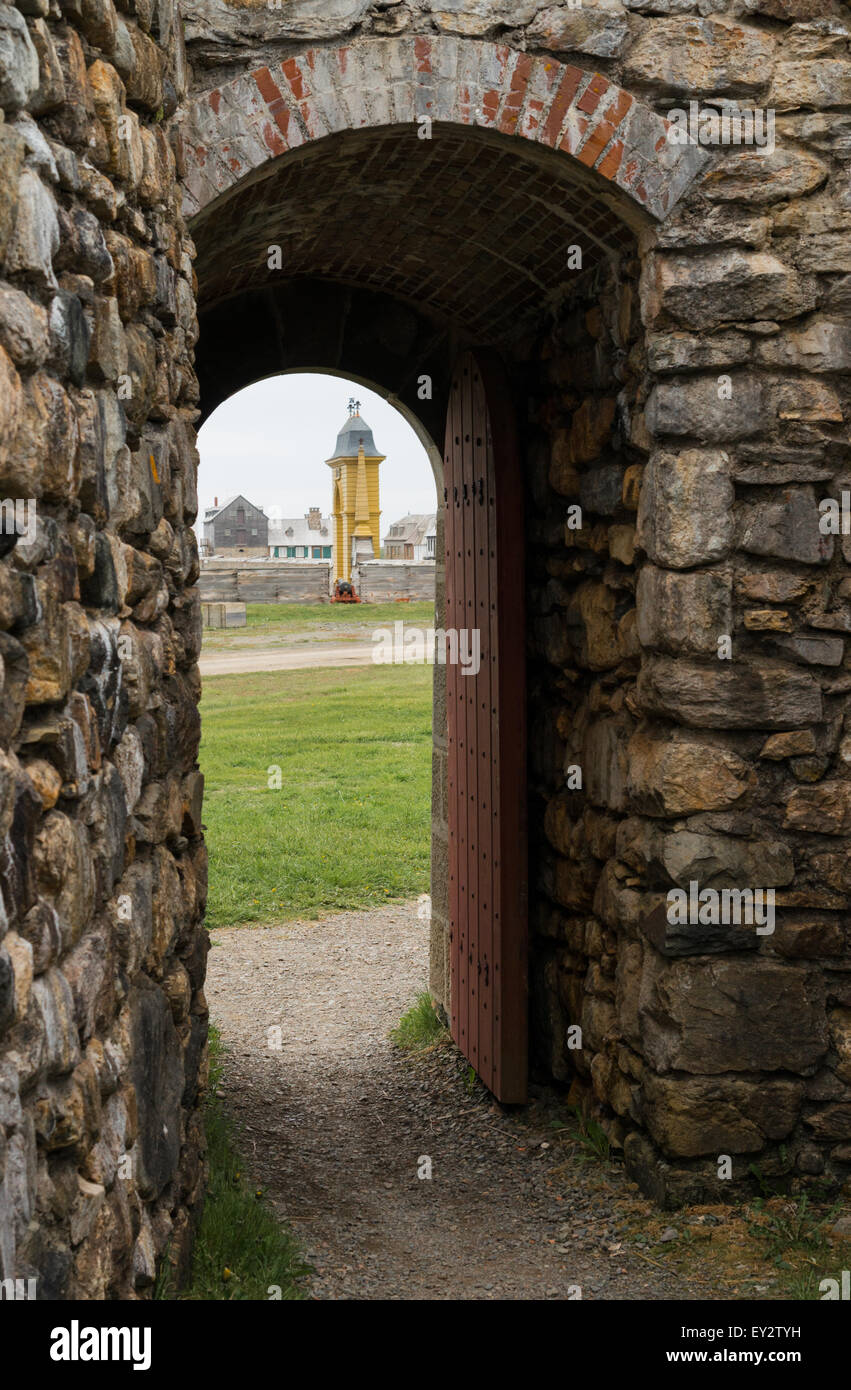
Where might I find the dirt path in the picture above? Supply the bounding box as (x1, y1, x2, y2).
(206, 903, 760, 1301)
(199, 642, 379, 676)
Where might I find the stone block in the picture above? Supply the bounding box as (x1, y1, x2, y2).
(636, 449, 734, 568)
(624, 17, 775, 96)
(769, 60, 851, 110)
(636, 565, 732, 656)
(784, 781, 851, 835)
(646, 251, 815, 331)
(627, 729, 754, 815)
(0, 4, 39, 110)
(702, 145, 828, 205)
(28, 18, 65, 115)
(527, 2, 629, 56)
(639, 955, 827, 1074)
(637, 656, 823, 729)
(647, 375, 769, 442)
(643, 1072, 803, 1158)
(640, 899, 762, 958)
(129, 980, 182, 1198)
(0, 287, 49, 369)
(5, 169, 59, 289)
(737, 488, 833, 565)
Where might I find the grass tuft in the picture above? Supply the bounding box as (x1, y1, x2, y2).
(745, 1193, 840, 1265)
(390, 991, 448, 1051)
(566, 1105, 614, 1164)
(174, 1027, 308, 1301)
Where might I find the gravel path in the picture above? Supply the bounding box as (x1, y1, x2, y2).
(206, 903, 725, 1300)
(199, 641, 379, 676)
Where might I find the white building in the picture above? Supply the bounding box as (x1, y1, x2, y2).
(267, 506, 333, 560)
(383, 513, 437, 561)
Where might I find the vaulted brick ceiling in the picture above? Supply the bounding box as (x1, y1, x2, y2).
(191, 122, 636, 345)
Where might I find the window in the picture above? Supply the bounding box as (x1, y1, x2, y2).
(427, 534, 435, 555)
(251, 528, 258, 536)
(312, 546, 321, 558)
(298, 546, 308, 558)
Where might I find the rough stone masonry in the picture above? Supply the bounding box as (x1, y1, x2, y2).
(0, 0, 850, 1297)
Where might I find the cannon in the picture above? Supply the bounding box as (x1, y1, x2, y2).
(331, 579, 361, 603)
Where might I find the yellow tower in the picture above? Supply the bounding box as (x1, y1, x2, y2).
(326, 398, 384, 584)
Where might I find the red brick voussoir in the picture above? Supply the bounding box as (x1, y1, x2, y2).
(176, 36, 708, 224)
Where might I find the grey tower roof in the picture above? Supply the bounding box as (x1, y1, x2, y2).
(328, 412, 382, 460)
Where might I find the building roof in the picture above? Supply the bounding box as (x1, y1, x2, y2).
(327, 412, 383, 461)
(269, 514, 332, 547)
(383, 513, 436, 548)
(204, 494, 268, 521)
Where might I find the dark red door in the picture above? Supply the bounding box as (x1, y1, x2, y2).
(443, 350, 527, 1104)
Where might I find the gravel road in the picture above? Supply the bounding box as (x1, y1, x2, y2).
(199, 642, 380, 676)
(206, 902, 750, 1301)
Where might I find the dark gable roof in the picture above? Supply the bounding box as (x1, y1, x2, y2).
(206, 494, 269, 520)
(328, 412, 381, 460)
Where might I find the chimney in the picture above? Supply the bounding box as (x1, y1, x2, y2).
(308, 507, 321, 531)
(214, 496, 218, 507)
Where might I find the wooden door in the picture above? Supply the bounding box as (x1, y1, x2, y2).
(443, 350, 527, 1104)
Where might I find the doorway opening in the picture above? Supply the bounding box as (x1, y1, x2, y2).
(195, 372, 438, 935)
(189, 98, 644, 1101)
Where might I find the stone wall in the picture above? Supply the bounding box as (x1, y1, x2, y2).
(516, 13, 851, 1205)
(0, 0, 206, 1296)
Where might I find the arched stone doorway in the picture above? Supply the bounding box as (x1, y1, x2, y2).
(181, 34, 707, 1132)
(178, 32, 851, 1206)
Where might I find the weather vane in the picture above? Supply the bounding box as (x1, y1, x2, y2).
(348, 397, 361, 417)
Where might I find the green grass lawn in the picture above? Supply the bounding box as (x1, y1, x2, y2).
(200, 663, 433, 927)
(201, 600, 437, 650)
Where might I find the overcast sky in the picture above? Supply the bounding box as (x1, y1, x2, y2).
(196, 374, 437, 528)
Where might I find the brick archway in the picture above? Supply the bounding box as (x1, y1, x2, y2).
(176, 36, 706, 225)
(175, 26, 851, 1212)
(177, 31, 717, 1179)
